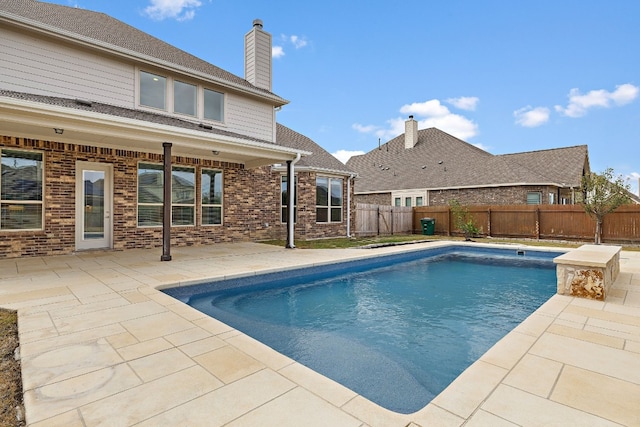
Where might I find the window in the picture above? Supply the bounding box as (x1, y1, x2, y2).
(548, 193, 555, 204)
(204, 88, 224, 122)
(416, 196, 423, 206)
(394, 197, 401, 207)
(172, 166, 195, 226)
(405, 197, 412, 207)
(140, 71, 166, 110)
(1, 149, 43, 230)
(281, 175, 297, 223)
(316, 177, 343, 223)
(137, 163, 163, 226)
(174, 80, 196, 116)
(202, 169, 222, 225)
(527, 192, 542, 205)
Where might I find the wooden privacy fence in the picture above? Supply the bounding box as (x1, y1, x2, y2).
(355, 203, 413, 236)
(413, 204, 640, 244)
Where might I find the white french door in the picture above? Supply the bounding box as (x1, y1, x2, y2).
(75, 162, 113, 250)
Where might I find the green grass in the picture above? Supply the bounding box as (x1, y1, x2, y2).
(260, 234, 640, 251)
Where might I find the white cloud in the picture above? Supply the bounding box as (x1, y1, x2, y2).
(143, 0, 202, 21)
(290, 35, 308, 49)
(400, 99, 479, 140)
(513, 106, 550, 127)
(274, 34, 309, 58)
(446, 96, 479, 111)
(272, 46, 285, 59)
(554, 83, 639, 118)
(352, 123, 379, 133)
(332, 150, 365, 164)
(352, 99, 479, 142)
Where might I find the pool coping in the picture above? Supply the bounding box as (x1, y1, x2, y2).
(3, 240, 640, 426)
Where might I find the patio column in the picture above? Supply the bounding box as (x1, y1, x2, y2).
(161, 142, 172, 261)
(286, 153, 301, 249)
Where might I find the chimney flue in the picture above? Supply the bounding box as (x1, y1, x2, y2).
(405, 116, 418, 149)
(245, 19, 272, 91)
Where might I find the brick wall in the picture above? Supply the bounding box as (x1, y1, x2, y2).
(354, 193, 391, 205)
(0, 136, 353, 258)
(428, 186, 556, 206)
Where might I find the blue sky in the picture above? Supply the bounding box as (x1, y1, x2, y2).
(51, 0, 639, 194)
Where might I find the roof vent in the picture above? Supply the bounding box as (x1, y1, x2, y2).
(75, 99, 92, 107)
(198, 123, 213, 130)
(253, 19, 263, 28)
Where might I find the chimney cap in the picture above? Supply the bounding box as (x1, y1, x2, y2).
(408, 115, 414, 120)
(253, 19, 263, 28)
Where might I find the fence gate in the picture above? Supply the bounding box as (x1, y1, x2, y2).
(355, 203, 413, 236)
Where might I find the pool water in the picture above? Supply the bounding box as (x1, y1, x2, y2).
(171, 248, 557, 414)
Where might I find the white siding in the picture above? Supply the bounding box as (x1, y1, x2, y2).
(0, 27, 134, 107)
(225, 93, 274, 141)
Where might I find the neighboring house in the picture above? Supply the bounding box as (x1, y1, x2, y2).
(0, 0, 354, 258)
(347, 116, 590, 207)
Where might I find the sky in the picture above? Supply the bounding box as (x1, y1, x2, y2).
(48, 0, 640, 195)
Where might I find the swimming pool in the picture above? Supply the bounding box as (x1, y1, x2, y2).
(163, 245, 559, 414)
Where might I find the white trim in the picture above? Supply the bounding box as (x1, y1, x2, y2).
(0, 10, 289, 106)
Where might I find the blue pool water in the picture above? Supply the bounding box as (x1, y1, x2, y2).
(164, 246, 559, 414)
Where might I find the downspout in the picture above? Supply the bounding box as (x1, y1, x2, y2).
(286, 152, 301, 248)
(346, 174, 355, 237)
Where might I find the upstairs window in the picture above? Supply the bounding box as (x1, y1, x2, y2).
(316, 177, 343, 223)
(0, 149, 43, 230)
(204, 88, 224, 122)
(174, 80, 197, 116)
(140, 71, 166, 110)
(202, 169, 223, 225)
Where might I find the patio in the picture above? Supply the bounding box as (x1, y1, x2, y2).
(1, 241, 639, 426)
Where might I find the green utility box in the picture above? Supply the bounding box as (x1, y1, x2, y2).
(420, 218, 435, 235)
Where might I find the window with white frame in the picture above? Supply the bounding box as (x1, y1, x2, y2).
(174, 80, 197, 116)
(316, 177, 343, 223)
(416, 196, 423, 206)
(139, 70, 224, 122)
(394, 197, 401, 207)
(281, 175, 297, 223)
(0, 149, 43, 230)
(405, 197, 412, 207)
(171, 166, 195, 226)
(204, 88, 224, 122)
(140, 71, 166, 110)
(137, 163, 164, 227)
(201, 169, 223, 225)
(527, 192, 542, 205)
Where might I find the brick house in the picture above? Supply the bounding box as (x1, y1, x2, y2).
(0, 0, 355, 258)
(347, 116, 590, 207)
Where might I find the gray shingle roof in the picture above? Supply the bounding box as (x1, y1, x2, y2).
(346, 127, 588, 193)
(276, 124, 356, 175)
(0, 0, 286, 105)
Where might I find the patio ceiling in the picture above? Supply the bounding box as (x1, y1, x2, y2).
(0, 97, 308, 168)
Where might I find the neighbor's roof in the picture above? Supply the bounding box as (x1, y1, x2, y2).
(0, 0, 287, 106)
(346, 127, 589, 193)
(276, 124, 356, 176)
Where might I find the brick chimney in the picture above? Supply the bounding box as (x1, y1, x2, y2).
(244, 19, 272, 91)
(405, 115, 418, 149)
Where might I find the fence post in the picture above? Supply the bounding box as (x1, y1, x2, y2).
(487, 208, 491, 237)
(377, 206, 380, 236)
(391, 209, 394, 235)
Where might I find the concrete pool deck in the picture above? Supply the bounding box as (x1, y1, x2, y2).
(1, 241, 639, 426)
